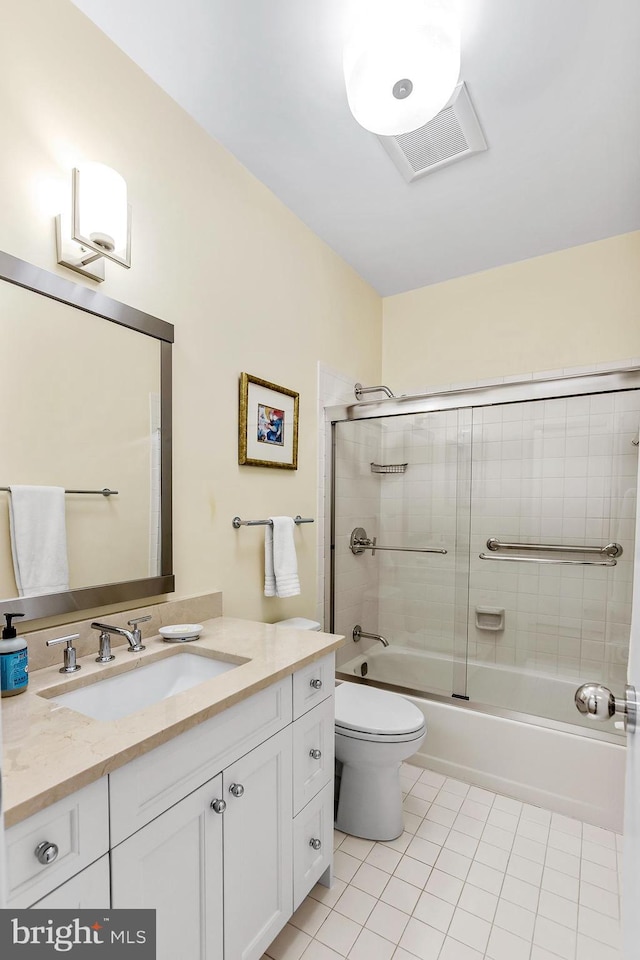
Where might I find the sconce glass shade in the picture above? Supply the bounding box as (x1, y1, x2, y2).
(56, 162, 131, 281)
(343, 0, 461, 137)
(73, 163, 131, 268)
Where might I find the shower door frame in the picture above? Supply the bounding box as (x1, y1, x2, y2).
(328, 367, 640, 739)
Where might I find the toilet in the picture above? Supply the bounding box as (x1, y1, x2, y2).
(274, 618, 426, 842)
(334, 682, 426, 841)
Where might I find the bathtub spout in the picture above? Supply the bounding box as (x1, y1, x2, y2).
(353, 625, 389, 647)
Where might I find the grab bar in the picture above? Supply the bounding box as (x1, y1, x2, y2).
(486, 537, 622, 558)
(480, 553, 617, 567)
(350, 526, 447, 556)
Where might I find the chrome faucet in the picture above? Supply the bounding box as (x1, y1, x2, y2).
(91, 615, 151, 657)
(352, 625, 389, 647)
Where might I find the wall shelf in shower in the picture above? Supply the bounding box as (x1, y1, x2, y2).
(370, 462, 407, 474)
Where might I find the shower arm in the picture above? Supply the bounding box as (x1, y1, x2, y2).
(354, 382, 395, 400)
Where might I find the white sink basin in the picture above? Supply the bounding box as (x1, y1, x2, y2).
(45, 653, 239, 722)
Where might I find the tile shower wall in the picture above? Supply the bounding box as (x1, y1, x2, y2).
(468, 391, 640, 695)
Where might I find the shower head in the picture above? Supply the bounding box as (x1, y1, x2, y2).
(354, 382, 395, 400)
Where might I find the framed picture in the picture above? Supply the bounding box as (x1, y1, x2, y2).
(238, 372, 299, 469)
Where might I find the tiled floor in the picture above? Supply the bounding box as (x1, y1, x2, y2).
(264, 764, 623, 960)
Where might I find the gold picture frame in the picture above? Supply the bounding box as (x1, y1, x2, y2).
(238, 372, 299, 469)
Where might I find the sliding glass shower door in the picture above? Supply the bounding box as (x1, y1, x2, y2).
(332, 409, 471, 698)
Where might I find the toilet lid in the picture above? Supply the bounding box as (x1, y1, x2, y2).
(335, 683, 425, 737)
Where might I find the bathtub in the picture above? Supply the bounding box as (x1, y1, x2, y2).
(338, 645, 625, 831)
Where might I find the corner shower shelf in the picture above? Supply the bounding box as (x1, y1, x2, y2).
(370, 462, 407, 474)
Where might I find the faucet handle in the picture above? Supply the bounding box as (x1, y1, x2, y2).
(128, 615, 151, 630)
(46, 634, 81, 674)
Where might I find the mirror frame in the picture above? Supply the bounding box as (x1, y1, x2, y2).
(0, 249, 174, 621)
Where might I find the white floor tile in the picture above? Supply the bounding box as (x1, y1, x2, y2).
(365, 901, 410, 944)
(492, 796, 522, 817)
(500, 874, 539, 912)
(351, 862, 391, 898)
(419, 769, 446, 788)
(301, 940, 344, 960)
(581, 863, 618, 894)
(582, 823, 616, 849)
(406, 836, 441, 867)
(512, 835, 547, 865)
(436, 791, 465, 813)
(474, 841, 509, 872)
(507, 853, 543, 887)
(334, 830, 347, 848)
(381, 876, 421, 915)
(485, 925, 531, 960)
(550, 813, 582, 837)
(467, 786, 496, 806)
(439, 936, 483, 960)
(425, 805, 458, 828)
(582, 840, 617, 870)
(481, 824, 514, 852)
(447, 908, 491, 953)
(403, 812, 423, 835)
(401, 763, 423, 783)
(315, 911, 361, 956)
(366, 844, 403, 874)
(457, 883, 497, 922)
(333, 885, 377, 926)
(347, 928, 395, 960)
(493, 897, 536, 940)
(413, 890, 455, 932)
(266, 923, 312, 960)
(442, 778, 470, 797)
(445, 830, 479, 859)
(410, 782, 440, 803)
(333, 850, 361, 883)
(424, 869, 464, 905)
(398, 917, 445, 960)
(416, 819, 450, 845)
(547, 829, 581, 857)
(537, 889, 577, 930)
(517, 818, 549, 844)
(521, 805, 552, 826)
(382, 832, 413, 855)
(434, 848, 472, 881)
(291, 899, 332, 936)
(578, 905, 621, 949)
(339, 836, 376, 861)
(575, 933, 622, 960)
(403, 795, 431, 819)
(533, 915, 577, 960)
(453, 814, 484, 840)
(459, 799, 491, 823)
(579, 879, 619, 919)
(545, 846, 580, 878)
(310, 878, 347, 909)
(466, 860, 504, 895)
(393, 855, 433, 890)
(486, 809, 518, 834)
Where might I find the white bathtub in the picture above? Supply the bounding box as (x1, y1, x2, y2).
(338, 645, 625, 831)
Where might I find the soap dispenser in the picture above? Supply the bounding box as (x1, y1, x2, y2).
(0, 612, 28, 697)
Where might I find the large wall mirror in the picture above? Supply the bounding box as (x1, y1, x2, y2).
(0, 250, 174, 621)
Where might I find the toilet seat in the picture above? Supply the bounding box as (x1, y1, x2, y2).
(335, 683, 426, 743)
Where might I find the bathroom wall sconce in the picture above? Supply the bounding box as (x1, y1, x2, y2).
(343, 0, 460, 137)
(55, 162, 131, 282)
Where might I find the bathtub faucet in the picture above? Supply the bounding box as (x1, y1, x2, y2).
(353, 625, 389, 647)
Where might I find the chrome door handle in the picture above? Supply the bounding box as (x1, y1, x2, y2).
(210, 798, 226, 814)
(310, 678, 323, 690)
(309, 838, 322, 850)
(229, 783, 245, 798)
(574, 683, 637, 733)
(35, 841, 59, 865)
(309, 749, 322, 760)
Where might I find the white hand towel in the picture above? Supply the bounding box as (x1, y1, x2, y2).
(264, 516, 300, 598)
(9, 485, 70, 597)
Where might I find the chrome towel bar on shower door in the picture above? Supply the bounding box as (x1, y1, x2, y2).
(350, 527, 447, 556)
(479, 536, 623, 567)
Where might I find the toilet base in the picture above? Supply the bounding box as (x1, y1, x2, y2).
(335, 759, 404, 841)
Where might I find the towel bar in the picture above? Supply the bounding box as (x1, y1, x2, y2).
(0, 486, 118, 497)
(232, 515, 314, 529)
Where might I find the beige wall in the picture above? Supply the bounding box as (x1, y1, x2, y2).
(382, 233, 640, 393)
(0, 0, 381, 625)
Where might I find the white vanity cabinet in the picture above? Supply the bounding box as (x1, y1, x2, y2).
(7, 650, 336, 960)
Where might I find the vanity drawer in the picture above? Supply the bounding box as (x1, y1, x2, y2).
(110, 677, 291, 846)
(292, 781, 333, 911)
(7, 779, 109, 908)
(292, 653, 334, 719)
(32, 855, 110, 909)
(293, 695, 335, 816)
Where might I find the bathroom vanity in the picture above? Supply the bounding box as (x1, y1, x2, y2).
(2, 618, 341, 960)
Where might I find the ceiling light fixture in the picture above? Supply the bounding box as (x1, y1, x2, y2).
(343, 0, 461, 137)
(56, 162, 131, 282)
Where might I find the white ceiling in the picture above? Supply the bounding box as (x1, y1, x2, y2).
(72, 0, 640, 296)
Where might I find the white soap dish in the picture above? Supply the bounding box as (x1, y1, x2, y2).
(159, 623, 203, 642)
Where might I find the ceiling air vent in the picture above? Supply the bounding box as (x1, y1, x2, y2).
(378, 82, 487, 183)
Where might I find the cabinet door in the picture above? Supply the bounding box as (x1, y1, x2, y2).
(223, 726, 293, 960)
(111, 775, 223, 960)
(32, 855, 110, 909)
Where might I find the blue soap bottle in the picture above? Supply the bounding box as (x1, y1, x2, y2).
(0, 612, 28, 697)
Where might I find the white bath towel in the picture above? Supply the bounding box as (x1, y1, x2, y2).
(264, 516, 300, 598)
(9, 485, 70, 596)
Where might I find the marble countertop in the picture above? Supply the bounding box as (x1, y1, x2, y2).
(1, 617, 344, 827)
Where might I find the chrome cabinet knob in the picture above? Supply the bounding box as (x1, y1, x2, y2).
(309, 838, 322, 851)
(35, 841, 59, 865)
(229, 783, 245, 798)
(310, 678, 323, 690)
(575, 683, 637, 733)
(210, 798, 226, 814)
(309, 749, 322, 760)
